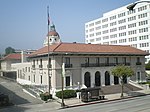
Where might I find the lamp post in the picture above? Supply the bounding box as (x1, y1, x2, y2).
(127, 1, 150, 11)
(61, 62, 65, 107)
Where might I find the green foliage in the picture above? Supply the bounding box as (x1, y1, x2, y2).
(56, 90, 77, 99)
(0, 54, 2, 59)
(111, 65, 134, 97)
(146, 61, 150, 70)
(76, 89, 81, 92)
(139, 82, 150, 85)
(111, 65, 134, 79)
(40, 92, 52, 101)
(5, 47, 15, 56)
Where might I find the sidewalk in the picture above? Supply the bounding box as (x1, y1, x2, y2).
(55, 89, 150, 108)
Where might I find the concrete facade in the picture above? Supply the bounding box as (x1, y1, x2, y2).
(85, 1, 150, 63)
(1, 23, 147, 97)
(26, 54, 146, 94)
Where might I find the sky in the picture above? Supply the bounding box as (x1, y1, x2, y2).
(0, 0, 138, 54)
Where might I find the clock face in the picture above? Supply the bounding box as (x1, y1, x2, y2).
(49, 37, 59, 44)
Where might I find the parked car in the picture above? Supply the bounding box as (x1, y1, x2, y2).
(0, 93, 9, 106)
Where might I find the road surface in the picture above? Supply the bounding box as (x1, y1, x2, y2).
(1, 77, 150, 112)
(59, 95, 150, 112)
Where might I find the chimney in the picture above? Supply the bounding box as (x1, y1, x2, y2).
(21, 51, 27, 63)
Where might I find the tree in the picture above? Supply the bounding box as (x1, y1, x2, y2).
(0, 54, 2, 59)
(146, 61, 150, 70)
(5, 47, 15, 56)
(111, 65, 134, 98)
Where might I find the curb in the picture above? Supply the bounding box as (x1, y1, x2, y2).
(60, 93, 150, 109)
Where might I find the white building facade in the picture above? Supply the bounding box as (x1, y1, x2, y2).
(28, 43, 148, 95)
(0, 54, 21, 79)
(85, 1, 150, 63)
(6, 24, 148, 96)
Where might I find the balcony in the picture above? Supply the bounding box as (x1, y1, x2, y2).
(81, 63, 130, 67)
(136, 62, 142, 65)
(47, 64, 52, 68)
(65, 64, 73, 68)
(32, 65, 35, 68)
(39, 65, 43, 69)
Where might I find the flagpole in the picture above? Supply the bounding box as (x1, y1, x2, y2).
(47, 6, 51, 95)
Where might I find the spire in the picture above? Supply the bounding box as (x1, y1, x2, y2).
(50, 23, 56, 31)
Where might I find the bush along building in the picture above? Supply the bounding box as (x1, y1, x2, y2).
(10, 24, 148, 96)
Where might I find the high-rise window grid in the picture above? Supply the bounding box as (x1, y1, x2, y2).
(138, 13, 147, 19)
(138, 5, 147, 12)
(128, 23, 136, 28)
(139, 28, 148, 33)
(139, 20, 148, 26)
(140, 42, 149, 47)
(128, 16, 136, 21)
(129, 37, 137, 42)
(139, 35, 149, 40)
(85, 3, 150, 63)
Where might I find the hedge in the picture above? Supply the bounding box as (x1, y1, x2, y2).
(56, 90, 76, 99)
(139, 82, 150, 85)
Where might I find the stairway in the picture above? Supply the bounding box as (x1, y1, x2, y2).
(101, 84, 142, 95)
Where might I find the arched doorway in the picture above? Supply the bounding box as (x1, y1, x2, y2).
(84, 72, 91, 88)
(114, 76, 119, 85)
(105, 71, 110, 86)
(95, 71, 101, 87)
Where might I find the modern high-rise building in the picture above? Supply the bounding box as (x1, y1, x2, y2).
(85, 1, 150, 63)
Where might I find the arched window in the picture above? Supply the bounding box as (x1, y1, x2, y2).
(84, 72, 91, 88)
(95, 71, 101, 86)
(105, 71, 110, 85)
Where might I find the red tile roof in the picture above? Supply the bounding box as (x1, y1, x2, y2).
(29, 43, 149, 57)
(47, 31, 59, 37)
(1, 53, 21, 61)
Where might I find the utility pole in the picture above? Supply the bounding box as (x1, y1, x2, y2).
(47, 6, 51, 95)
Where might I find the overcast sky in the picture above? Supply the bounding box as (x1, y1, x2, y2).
(0, 0, 138, 53)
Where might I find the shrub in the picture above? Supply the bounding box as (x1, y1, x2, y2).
(146, 61, 150, 70)
(76, 89, 81, 92)
(56, 90, 77, 99)
(40, 92, 52, 101)
(139, 82, 150, 85)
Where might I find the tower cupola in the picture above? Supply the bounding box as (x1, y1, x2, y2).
(43, 23, 61, 46)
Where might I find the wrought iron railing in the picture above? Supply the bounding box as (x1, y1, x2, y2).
(65, 64, 73, 68)
(81, 63, 130, 67)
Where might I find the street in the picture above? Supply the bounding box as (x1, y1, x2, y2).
(59, 95, 150, 112)
(1, 77, 150, 112)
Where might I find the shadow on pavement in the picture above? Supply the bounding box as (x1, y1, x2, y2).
(0, 83, 30, 105)
(0, 105, 29, 112)
(128, 91, 146, 97)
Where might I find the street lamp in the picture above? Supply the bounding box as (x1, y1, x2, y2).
(127, 1, 150, 11)
(61, 62, 65, 107)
